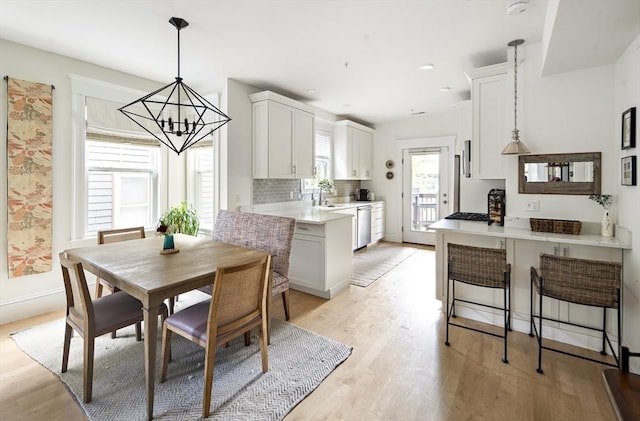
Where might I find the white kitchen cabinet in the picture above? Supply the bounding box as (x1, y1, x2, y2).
(371, 201, 385, 243)
(334, 120, 374, 180)
(250, 91, 315, 179)
(288, 217, 353, 299)
(330, 207, 357, 250)
(465, 62, 511, 180)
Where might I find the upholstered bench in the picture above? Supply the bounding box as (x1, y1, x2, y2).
(202, 210, 296, 320)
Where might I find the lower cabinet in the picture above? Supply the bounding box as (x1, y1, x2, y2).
(371, 202, 385, 243)
(288, 217, 353, 299)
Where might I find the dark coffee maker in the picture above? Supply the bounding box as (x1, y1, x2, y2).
(357, 189, 371, 201)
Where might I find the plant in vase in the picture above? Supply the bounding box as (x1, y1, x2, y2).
(157, 201, 200, 252)
(589, 194, 613, 237)
(317, 178, 334, 206)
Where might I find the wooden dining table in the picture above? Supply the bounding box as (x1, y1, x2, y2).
(64, 233, 271, 420)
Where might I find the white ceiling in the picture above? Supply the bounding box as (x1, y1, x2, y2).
(2, 0, 638, 125)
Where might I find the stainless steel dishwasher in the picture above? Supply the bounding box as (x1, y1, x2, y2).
(356, 205, 372, 249)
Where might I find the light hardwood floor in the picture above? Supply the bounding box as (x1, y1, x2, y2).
(0, 244, 616, 420)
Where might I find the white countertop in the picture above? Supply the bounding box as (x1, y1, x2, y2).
(244, 201, 384, 225)
(430, 218, 632, 249)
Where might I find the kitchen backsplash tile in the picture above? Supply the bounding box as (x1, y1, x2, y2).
(253, 179, 361, 204)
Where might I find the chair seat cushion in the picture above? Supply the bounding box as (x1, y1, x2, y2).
(166, 300, 211, 342)
(272, 272, 289, 296)
(92, 292, 143, 335)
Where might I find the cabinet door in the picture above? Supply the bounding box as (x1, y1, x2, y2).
(268, 101, 294, 178)
(359, 129, 373, 180)
(289, 233, 326, 290)
(292, 109, 315, 178)
(472, 73, 508, 179)
(371, 203, 384, 241)
(333, 125, 351, 180)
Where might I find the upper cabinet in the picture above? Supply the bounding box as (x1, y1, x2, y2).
(250, 91, 315, 179)
(334, 120, 374, 180)
(466, 62, 511, 180)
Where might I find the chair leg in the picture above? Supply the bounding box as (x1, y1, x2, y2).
(529, 276, 534, 337)
(502, 283, 509, 364)
(159, 326, 172, 383)
(536, 290, 544, 374)
(282, 290, 290, 321)
(83, 336, 95, 403)
(445, 277, 451, 346)
(168, 297, 175, 315)
(202, 342, 217, 418)
(601, 307, 607, 355)
(62, 323, 73, 372)
(260, 316, 269, 373)
(244, 330, 251, 346)
(95, 281, 103, 299)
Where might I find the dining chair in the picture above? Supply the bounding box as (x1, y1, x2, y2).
(445, 243, 511, 363)
(208, 210, 296, 320)
(530, 254, 622, 373)
(96, 226, 175, 321)
(59, 251, 168, 403)
(159, 255, 272, 418)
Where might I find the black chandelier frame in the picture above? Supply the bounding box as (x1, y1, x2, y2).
(119, 17, 231, 155)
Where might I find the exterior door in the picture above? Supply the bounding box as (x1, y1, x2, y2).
(402, 148, 450, 245)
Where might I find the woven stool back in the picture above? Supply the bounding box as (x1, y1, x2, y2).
(447, 243, 508, 288)
(538, 254, 621, 308)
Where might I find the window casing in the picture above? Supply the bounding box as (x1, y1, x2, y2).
(188, 145, 215, 233)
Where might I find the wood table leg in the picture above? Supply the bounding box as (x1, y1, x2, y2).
(143, 305, 160, 420)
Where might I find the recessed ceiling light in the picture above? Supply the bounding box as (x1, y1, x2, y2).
(342, 104, 351, 108)
(420, 63, 435, 70)
(440, 87, 451, 92)
(410, 109, 426, 115)
(306, 89, 318, 94)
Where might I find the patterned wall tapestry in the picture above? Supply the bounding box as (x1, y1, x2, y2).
(6, 77, 53, 278)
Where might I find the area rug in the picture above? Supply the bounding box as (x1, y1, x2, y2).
(350, 242, 419, 287)
(11, 317, 351, 420)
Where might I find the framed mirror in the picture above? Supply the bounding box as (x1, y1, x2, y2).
(519, 152, 601, 195)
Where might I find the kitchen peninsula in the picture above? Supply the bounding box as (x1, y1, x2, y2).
(430, 217, 632, 353)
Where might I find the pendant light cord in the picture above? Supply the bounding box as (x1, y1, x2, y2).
(513, 42, 518, 132)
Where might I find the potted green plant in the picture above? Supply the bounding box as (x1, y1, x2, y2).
(157, 200, 200, 236)
(317, 178, 334, 206)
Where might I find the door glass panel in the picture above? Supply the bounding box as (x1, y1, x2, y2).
(410, 152, 439, 232)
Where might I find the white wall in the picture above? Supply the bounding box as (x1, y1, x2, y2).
(221, 79, 262, 211)
(0, 39, 170, 324)
(614, 34, 640, 365)
(506, 42, 616, 222)
(368, 111, 458, 242)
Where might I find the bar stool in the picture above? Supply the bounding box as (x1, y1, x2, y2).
(445, 243, 511, 363)
(530, 254, 622, 374)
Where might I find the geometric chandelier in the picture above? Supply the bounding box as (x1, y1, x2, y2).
(119, 17, 231, 155)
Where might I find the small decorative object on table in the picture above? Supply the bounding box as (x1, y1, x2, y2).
(157, 223, 180, 254)
(589, 194, 613, 237)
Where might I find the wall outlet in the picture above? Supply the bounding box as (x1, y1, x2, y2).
(525, 200, 540, 212)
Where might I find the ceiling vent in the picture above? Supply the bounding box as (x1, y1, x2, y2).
(506, 0, 528, 15)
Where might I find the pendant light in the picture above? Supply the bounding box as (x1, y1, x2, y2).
(119, 17, 231, 155)
(501, 39, 530, 155)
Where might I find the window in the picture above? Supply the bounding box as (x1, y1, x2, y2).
(188, 146, 215, 232)
(302, 127, 332, 191)
(86, 140, 159, 234)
